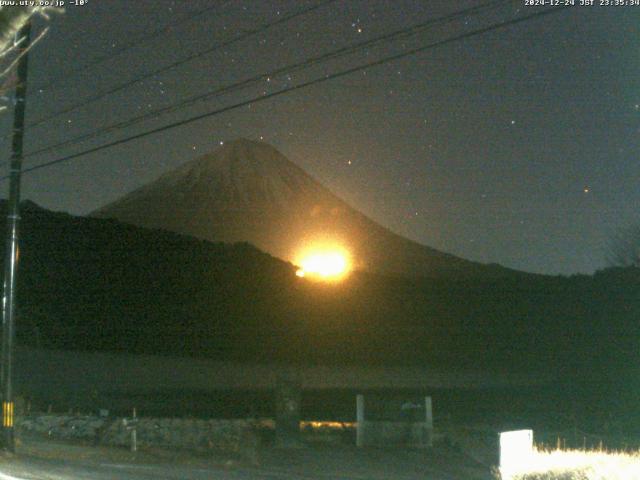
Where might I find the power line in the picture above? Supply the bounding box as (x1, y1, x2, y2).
(24, 0, 338, 131)
(19, 4, 569, 174)
(33, 0, 234, 93)
(24, 0, 515, 159)
(7, 5, 570, 180)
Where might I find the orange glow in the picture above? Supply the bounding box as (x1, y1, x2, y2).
(295, 244, 351, 281)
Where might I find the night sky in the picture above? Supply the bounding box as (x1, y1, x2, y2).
(1, 0, 638, 275)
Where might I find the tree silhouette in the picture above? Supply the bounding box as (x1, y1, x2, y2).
(607, 224, 640, 268)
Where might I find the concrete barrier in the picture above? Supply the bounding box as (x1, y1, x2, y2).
(358, 421, 432, 447)
(16, 414, 257, 452)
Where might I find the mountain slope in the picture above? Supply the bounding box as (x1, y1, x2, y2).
(6, 201, 639, 377)
(92, 139, 513, 278)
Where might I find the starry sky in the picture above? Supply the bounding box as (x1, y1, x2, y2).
(0, 0, 638, 275)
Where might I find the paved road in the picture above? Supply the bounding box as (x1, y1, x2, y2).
(0, 458, 266, 480)
(0, 462, 487, 480)
(0, 446, 492, 480)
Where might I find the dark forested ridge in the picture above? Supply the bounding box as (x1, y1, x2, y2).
(4, 201, 639, 383)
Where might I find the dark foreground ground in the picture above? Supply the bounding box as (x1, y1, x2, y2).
(0, 434, 493, 480)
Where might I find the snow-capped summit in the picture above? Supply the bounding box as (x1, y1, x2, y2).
(153, 139, 324, 208)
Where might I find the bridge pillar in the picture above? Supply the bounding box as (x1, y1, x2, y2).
(275, 376, 302, 448)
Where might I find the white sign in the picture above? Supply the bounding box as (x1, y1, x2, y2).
(500, 429, 534, 475)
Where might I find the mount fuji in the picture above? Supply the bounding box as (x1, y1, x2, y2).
(92, 139, 516, 278)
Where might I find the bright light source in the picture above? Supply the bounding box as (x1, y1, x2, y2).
(300, 252, 347, 278)
(295, 244, 351, 281)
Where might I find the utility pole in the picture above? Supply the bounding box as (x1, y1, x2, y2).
(1, 21, 31, 453)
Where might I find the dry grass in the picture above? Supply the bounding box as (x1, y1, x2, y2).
(500, 447, 640, 480)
